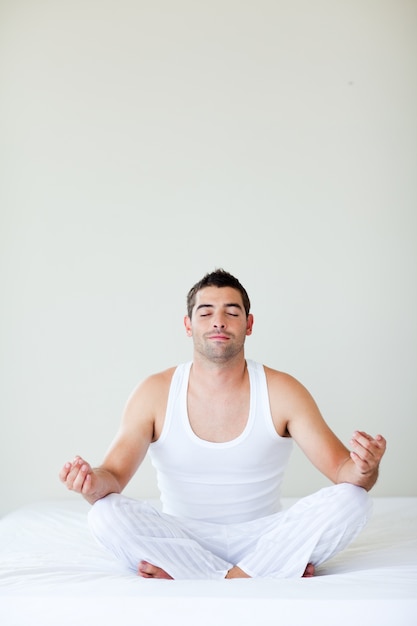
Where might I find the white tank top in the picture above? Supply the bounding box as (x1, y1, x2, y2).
(149, 360, 293, 524)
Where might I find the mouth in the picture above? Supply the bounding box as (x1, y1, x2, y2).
(207, 334, 230, 341)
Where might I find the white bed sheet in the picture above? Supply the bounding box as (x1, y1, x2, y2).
(1, 497, 416, 625)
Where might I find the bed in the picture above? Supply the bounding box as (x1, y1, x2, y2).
(1, 497, 416, 625)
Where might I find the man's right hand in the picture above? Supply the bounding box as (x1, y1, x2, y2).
(59, 456, 96, 497)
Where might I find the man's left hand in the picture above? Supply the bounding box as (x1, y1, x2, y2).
(350, 431, 386, 476)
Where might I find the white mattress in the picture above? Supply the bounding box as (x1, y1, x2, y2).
(0, 497, 416, 625)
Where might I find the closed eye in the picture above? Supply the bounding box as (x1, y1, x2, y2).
(195, 303, 243, 317)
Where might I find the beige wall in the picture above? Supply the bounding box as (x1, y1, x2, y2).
(1, 0, 416, 515)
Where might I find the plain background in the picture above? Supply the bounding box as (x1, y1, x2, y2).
(1, 0, 416, 516)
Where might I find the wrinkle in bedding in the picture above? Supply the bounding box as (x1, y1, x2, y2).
(0, 498, 416, 601)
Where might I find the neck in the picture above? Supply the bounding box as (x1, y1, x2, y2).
(190, 353, 248, 385)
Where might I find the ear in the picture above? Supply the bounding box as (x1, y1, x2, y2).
(246, 314, 254, 336)
(184, 315, 192, 336)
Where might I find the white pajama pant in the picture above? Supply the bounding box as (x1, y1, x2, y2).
(88, 483, 371, 580)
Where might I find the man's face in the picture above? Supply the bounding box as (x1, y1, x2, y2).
(184, 286, 253, 363)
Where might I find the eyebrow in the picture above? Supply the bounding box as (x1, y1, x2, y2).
(195, 303, 244, 312)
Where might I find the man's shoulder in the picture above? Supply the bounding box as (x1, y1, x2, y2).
(126, 366, 180, 415)
(261, 364, 305, 390)
(142, 365, 179, 388)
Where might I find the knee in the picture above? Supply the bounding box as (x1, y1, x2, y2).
(89, 492, 121, 515)
(88, 493, 122, 537)
(333, 483, 372, 521)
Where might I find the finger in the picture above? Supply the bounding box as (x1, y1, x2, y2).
(374, 434, 387, 452)
(81, 473, 93, 495)
(63, 458, 88, 490)
(350, 432, 386, 474)
(71, 462, 92, 492)
(351, 431, 379, 457)
(350, 434, 370, 460)
(350, 450, 369, 472)
(351, 431, 373, 446)
(350, 443, 375, 468)
(352, 432, 386, 463)
(352, 431, 386, 447)
(353, 430, 372, 440)
(59, 462, 72, 483)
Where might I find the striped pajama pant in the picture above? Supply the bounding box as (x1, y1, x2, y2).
(88, 483, 371, 579)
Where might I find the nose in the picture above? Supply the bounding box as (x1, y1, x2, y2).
(213, 315, 226, 329)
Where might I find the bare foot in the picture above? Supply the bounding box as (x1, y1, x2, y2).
(138, 560, 173, 579)
(226, 563, 315, 579)
(225, 566, 250, 579)
(302, 563, 315, 578)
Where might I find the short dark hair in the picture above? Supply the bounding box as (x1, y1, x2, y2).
(186, 269, 251, 318)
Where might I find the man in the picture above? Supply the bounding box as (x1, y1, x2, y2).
(60, 269, 386, 580)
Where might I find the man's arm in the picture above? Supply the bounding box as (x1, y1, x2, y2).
(266, 369, 386, 492)
(59, 372, 169, 504)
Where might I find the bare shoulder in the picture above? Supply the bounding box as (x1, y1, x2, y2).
(123, 367, 177, 440)
(127, 366, 177, 409)
(263, 365, 311, 399)
(138, 366, 177, 391)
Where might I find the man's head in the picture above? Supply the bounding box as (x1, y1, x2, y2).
(186, 269, 251, 319)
